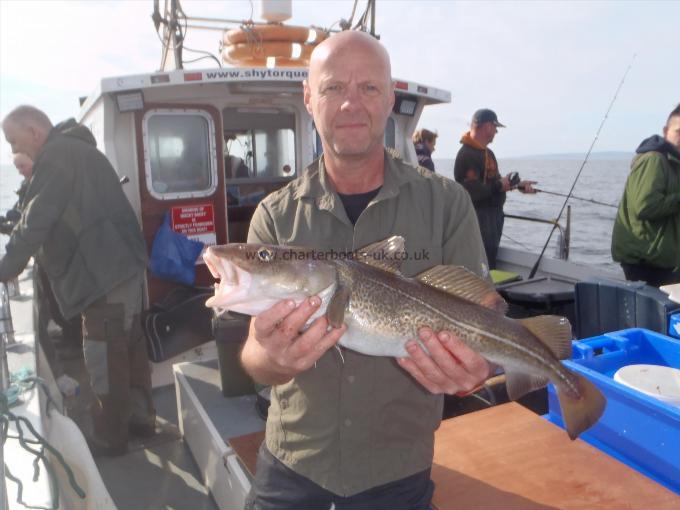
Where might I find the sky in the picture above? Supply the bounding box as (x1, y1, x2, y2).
(1, 0, 679, 164)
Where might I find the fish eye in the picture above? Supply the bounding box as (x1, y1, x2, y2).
(257, 248, 273, 262)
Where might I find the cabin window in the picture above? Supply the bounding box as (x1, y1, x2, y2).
(222, 107, 297, 181)
(315, 131, 323, 158)
(143, 109, 218, 200)
(384, 116, 396, 149)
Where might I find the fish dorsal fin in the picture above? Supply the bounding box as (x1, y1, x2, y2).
(416, 265, 508, 315)
(518, 315, 573, 360)
(355, 236, 405, 274)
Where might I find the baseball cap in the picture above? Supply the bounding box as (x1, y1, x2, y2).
(472, 109, 506, 128)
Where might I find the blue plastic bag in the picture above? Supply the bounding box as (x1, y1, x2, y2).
(149, 212, 204, 286)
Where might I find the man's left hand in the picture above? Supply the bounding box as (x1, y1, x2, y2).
(518, 180, 537, 193)
(397, 327, 492, 395)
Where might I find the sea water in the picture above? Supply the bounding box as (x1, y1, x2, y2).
(435, 157, 630, 273)
(1, 158, 630, 272)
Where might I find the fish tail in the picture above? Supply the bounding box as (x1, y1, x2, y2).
(557, 373, 606, 440)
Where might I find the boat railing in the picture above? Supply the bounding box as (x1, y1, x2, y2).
(504, 205, 571, 260)
(1, 281, 14, 510)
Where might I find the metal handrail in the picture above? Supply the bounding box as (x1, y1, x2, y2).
(1, 281, 12, 391)
(504, 205, 572, 260)
(1, 281, 13, 510)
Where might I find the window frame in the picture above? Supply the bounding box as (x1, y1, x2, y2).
(142, 108, 219, 201)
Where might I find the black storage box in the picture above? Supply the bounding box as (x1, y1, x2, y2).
(213, 312, 253, 397)
(574, 278, 680, 339)
(497, 276, 576, 323)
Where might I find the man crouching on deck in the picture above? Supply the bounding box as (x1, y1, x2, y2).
(241, 31, 493, 510)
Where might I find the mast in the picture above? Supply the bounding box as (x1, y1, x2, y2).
(153, 0, 184, 70)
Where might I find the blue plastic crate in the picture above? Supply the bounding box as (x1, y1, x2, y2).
(670, 313, 680, 339)
(546, 328, 680, 494)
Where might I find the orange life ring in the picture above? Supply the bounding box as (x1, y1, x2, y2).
(222, 41, 314, 67)
(221, 56, 309, 68)
(224, 24, 329, 46)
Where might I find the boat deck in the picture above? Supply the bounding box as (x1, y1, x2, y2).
(95, 385, 218, 510)
(4, 268, 219, 510)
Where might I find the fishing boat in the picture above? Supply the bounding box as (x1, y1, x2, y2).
(2, 1, 679, 509)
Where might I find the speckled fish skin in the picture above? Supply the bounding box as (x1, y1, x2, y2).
(206, 243, 574, 396)
(333, 259, 576, 393)
(204, 242, 606, 439)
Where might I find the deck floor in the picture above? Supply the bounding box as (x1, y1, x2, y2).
(95, 386, 218, 510)
(9, 268, 219, 510)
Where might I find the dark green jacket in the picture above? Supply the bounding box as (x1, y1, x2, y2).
(611, 149, 680, 271)
(0, 119, 147, 319)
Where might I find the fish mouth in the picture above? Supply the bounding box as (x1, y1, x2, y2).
(203, 248, 251, 312)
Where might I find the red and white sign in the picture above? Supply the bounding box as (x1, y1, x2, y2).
(171, 203, 217, 247)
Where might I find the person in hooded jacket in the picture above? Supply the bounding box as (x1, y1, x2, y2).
(611, 103, 680, 287)
(412, 129, 437, 172)
(1, 105, 155, 456)
(454, 109, 536, 269)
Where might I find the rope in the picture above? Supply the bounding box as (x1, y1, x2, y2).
(2, 372, 86, 509)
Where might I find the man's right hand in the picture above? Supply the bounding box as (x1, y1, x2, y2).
(501, 175, 513, 192)
(241, 297, 347, 385)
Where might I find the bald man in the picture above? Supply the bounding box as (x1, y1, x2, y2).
(242, 31, 491, 509)
(1, 105, 154, 456)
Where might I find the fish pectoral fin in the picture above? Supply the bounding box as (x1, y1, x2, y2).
(518, 316, 573, 359)
(355, 236, 405, 274)
(558, 374, 606, 440)
(416, 265, 508, 314)
(326, 285, 351, 328)
(504, 370, 549, 401)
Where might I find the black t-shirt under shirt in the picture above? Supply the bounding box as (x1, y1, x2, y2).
(338, 187, 381, 225)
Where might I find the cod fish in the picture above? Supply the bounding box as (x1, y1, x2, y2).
(204, 236, 606, 439)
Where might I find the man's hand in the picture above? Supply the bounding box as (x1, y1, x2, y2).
(241, 297, 346, 385)
(397, 328, 492, 395)
(517, 180, 537, 193)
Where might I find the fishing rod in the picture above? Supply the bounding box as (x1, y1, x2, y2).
(532, 188, 618, 209)
(528, 54, 636, 279)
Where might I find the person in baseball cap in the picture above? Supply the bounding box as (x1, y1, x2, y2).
(471, 108, 506, 128)
(454, 108, 536, 268)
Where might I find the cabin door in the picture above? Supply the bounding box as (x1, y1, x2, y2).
(135, 104, 226, 305)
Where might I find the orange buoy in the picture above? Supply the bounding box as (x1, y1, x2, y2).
(221, 23, 328, 67)
(223, 41, 314, 64)
(223, 24, 328, 45)
(222, 56, 309, 68)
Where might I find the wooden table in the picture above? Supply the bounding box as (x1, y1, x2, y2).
(229, 403, 679, 509)
(431, 403, 678, 509)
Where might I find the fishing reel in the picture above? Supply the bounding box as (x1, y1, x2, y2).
(507, 171, 522, 189)
(0, 209, 20, 235)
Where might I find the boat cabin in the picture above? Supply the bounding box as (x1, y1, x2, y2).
(76, 68, 450, 362)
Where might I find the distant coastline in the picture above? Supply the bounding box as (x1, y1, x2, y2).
(508, 151, 632, 161)
(433, 151, 632, 173)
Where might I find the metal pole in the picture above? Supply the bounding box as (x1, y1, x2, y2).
(0, 282, 9, 510)
(0, 284, 14, 349)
